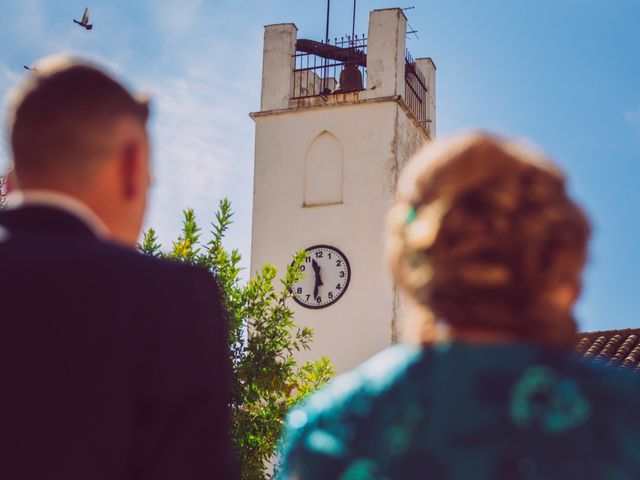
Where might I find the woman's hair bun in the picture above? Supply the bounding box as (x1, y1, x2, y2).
(387, 132, 590, 347)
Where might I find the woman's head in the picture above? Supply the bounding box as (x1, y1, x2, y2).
(387, 132, 590, 348)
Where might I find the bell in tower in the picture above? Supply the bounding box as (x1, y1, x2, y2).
(337, 62, 363, 92)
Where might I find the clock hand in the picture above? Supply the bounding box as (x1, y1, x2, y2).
(312, 259, 320, 274)
(311, 259, 323, 298)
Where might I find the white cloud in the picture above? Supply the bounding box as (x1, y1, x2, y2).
(147, 71, 252, 207)
(4, 0, 47, 50)
(137, 40, 260, 269)
(150, 0, 203, 39)
(625, 106, 640, 131)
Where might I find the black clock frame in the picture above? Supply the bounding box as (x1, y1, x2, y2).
(292, 244, 352, 309)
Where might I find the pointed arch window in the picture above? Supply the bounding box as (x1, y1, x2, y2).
(304, 131, 344, 206)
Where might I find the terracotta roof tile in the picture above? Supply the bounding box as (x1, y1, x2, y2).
(575, 328, 640, 370)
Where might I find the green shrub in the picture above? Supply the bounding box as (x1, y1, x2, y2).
(140, 199, 335, 479)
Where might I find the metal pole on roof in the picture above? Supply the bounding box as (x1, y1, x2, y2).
(351, 0, 356, 44)
(325, 0, 330, 43)
(323, 0, 331, 94)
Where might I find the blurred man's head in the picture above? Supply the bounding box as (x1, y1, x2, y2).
(7, 56, 151, 245)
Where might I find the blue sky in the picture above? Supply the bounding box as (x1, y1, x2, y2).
(1, 0, 638, 332)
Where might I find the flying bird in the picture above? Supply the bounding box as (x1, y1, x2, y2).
(23, 66, 38, 72)
(73, 7, 93, 30)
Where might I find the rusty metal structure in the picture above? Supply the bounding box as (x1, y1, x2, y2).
(404, 50, 429, 126)
(292, 34, 429, 129)
(293, 35, 368, 99)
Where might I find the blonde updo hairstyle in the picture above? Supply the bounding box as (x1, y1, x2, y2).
(387, 133, 590, 348)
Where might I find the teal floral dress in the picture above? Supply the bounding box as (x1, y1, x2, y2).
(278, 343, 640, 479)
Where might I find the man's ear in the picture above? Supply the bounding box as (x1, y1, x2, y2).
(120, 141, 141, 200)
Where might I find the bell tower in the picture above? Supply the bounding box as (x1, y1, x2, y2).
(250, 8, 436, 373)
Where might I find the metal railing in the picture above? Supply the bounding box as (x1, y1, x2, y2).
(404, 50, 428, 126)
(292, 35, 367, 99)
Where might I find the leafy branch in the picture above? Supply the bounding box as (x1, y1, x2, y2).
(140, 199, 335, 479)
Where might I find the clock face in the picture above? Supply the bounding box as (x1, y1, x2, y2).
(292, 245, 351, 309)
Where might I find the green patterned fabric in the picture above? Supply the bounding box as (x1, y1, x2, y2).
(278, 343, 640, 479)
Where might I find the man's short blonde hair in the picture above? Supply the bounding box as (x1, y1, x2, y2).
(8, 56, 149, 181)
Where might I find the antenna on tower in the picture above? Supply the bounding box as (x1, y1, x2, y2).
(403, 6, 419, 39)
(351, 0, 357, 44)
(325, 0, 331, 43)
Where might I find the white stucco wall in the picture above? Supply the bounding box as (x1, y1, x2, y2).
(304, 131, 343, 206)
(261, 23, 297, 111)
(416, 58, 437, 138)
(251, 100, 428, 372)
(361, 9, 407, 101)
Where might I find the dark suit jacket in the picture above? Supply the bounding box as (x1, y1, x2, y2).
(0, 205, 237, 479)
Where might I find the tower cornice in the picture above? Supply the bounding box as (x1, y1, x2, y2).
(250, 94, 431, 140)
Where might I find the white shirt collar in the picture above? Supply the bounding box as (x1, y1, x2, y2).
(5, 189, 110, 239)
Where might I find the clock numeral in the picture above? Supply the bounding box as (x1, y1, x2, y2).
(305, 255, 311, 263)
(336, 260, 342, 267)
(339, 271, 346, 278)
(336, 284, 341, 290)
(315, 251, 323, 258)
(328, 253, 332, 259)
(306, 294, 311, 301)
(299, 265, 305, 271)
(296, 287, 302, 294)
(316, 296, 322, 303)
(328, 292, 334, 300)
